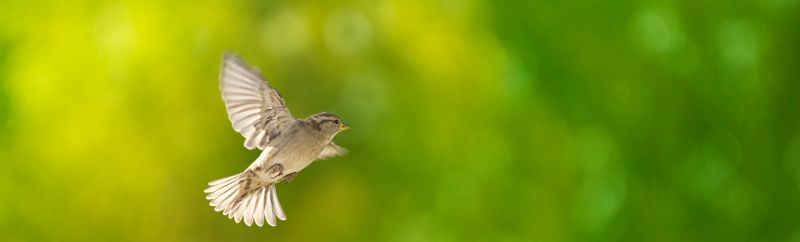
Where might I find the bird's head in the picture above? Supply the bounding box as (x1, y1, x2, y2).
(307, 112, 349, 137)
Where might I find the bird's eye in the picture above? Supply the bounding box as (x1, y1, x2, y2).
(333, 120, 340, 124)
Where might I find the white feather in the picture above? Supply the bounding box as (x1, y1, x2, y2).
(222, 64, 261, 83)
(229, 106, 260, 116)
(221, 83, 255, 94)
(245, 130, 265, 149)
(265, 188, 276, 227)
(216, 185, 240, 209)
(207, 174, 238, 186)
(271, 186, 286, 221)
(231, 115, 260, 131)
(221, 80, 257, 91)
(234, 114, 261, 132)
(225, 196, 239, 217)
(224, 62, 263, 83)
(206, 178, 237, 200)
(230, 109, 260, 124)
(227, 103, 260, 115)
(252, 188, 264, 227)
(223, 93, 254, 102)
(238, 122, 258, 136)
(223, 93, 260, 102)
(222, 77, 258, 90)
(223, 72, 260, 89)
(244, 192, 258, 226)
(234, 195, 249, 223)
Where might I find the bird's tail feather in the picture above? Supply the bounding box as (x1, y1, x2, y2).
(205, 173, 286, 227)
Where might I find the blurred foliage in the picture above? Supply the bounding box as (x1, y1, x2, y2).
(1, 0, 799, 241)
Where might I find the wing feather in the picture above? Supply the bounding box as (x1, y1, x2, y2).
(317, 142, 348, 160)
(220, 53, 295, 150)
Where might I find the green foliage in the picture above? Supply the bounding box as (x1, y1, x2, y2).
(0, 0, 798, 241)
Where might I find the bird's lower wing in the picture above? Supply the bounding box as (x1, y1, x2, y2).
(317, 142, 348, 160)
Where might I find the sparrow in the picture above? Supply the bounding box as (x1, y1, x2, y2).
(204, 52, 349, 227)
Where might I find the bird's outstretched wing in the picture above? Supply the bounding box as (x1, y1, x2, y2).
(220, 53, 295, 150)
(317, 142, 348, 160)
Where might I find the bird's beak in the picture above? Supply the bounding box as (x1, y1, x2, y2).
(340, 123, 350, 131)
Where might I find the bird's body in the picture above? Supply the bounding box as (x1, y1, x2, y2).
(205, 53, 348, 227)
(266, 120, 334, 172)
(250, 118, 339, 182)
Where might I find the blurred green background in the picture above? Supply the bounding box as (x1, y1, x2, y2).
(1, 0, 799, 241)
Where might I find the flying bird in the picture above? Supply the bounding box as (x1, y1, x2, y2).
(205, 53, 349, 227)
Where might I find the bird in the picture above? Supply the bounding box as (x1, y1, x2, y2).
(204, 52, 349, 227)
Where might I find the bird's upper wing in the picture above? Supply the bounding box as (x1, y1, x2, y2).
(317, 142, 348, 160)
(220, 53, 295, 150)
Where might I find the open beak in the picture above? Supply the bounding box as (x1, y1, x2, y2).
(340, 122, 350, 131)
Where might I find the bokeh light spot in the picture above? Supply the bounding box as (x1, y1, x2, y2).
(261, 8, 312, 57)
(572, 129, 626, 232)
(718, 21, 760, 68)
(324, 8, 372, 56)
(631, 8, 684, 55)
(94, 4, 135, 57)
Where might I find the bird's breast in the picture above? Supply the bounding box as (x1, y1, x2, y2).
(268, 130, 327, 174)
